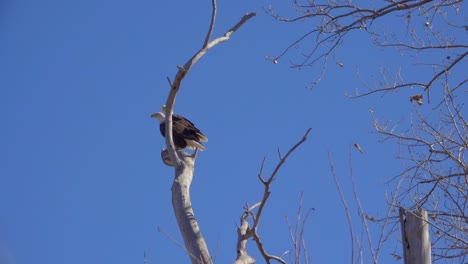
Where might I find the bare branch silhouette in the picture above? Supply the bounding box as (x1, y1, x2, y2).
(266, 0, 466, 94)
(234, 128, 312, 264)
(372, 86, 468, 261)
(269, 0, 467, 261)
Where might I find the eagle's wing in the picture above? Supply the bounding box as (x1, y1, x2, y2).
(173, 114, 208, 142)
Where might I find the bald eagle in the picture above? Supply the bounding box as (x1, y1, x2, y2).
(151, 108, 208, 151)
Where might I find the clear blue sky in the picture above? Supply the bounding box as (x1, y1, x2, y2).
(1, 0, 458, 263)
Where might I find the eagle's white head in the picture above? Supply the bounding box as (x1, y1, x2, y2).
(150, 112, 165, 124)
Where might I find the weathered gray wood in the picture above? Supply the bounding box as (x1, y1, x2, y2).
(233, 211, 255, 264)
(170, 153, 212, 264)
(157, 2, 255, 262)
(400, 207, 431, 264)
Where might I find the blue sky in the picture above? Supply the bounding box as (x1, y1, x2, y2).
(1, 0, 461, 263)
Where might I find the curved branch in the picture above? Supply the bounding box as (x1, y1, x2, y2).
(347, 50, 467, 99)
(164, 12, 256, 164)
(159, 2, 256, 263)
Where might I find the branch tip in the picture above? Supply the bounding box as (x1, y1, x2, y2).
(166, 77, 172, 87)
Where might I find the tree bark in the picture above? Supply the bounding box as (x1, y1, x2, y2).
(171, 153, 211, 264)
(158, 3, 255, 262)
(400, 207, 431, 264)
(233, 212, 255, 264)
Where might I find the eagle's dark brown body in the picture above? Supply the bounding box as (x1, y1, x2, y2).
(151, 112, 207, 150)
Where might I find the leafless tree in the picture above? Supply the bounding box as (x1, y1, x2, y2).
(157, 1, 315, 263)
(267, 0, 467, 262)
(372, 86, 467, 262)
(266, 0, 466, 94)
(159, 0, 255, 262)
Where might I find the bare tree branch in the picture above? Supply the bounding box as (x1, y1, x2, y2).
(204, 0, 217, 48)
(329, 153, 357, 264)
(268, 0, 466, 262)
(267, 0, 466, 93)
(156, 2, 256, 263)
(234, 128, 312, 264)
(372, 86, 468, 260)
(157, 225, 199, 260)
(164, 11, 256, 164)
(285, 192, 314, 264)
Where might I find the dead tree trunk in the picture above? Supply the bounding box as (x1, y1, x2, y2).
(399, 207, 431, 264)
(170, 152, 211, 264)
(156, 0, 255, 262)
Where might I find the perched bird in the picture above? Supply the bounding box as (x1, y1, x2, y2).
(151, 107, 208, 151)
(410, 94, 423, 106)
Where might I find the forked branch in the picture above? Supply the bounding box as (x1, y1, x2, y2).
(158, 1, 256, 264)
(234, 128, 312, 264)
(163, 10, 255, 164)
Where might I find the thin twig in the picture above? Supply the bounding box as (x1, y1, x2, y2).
(235, 128, 312, 264)
(157, 226, 198, 260)
(329, 153, 356, 264)
(348, 148, 377, 263)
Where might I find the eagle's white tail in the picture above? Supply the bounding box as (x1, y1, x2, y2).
(186, 140, 205, 151)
